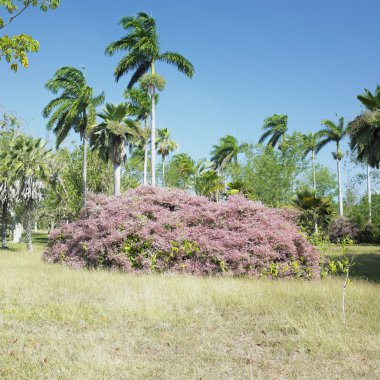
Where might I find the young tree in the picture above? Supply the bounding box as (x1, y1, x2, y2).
(316, 117, 346, 216)
(105, 11, 194, 186)
(156, 128, 178, 187)
(0, 0, 60, 71)
(90, 103, 136, 196)
(43, 66, 105, 207)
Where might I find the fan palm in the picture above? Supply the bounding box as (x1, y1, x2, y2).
(316, 117, 346, 216)
(42, 66, 105, 207)
(105, 11, 194, 186)
(157, 128, 178, 186)
(90, 103, 136, 196)
(12, 136, 51, 252)
(259, 114, 288, 148)
(294, 188, 335, 235)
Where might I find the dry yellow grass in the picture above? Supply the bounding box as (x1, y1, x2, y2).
(0, 238, 379, 379)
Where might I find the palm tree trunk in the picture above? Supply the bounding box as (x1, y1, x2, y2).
(82, 136, 88, 208)
(312, 150, 316, 192)
(143, 118, 149, 186)
(367, 164, 372, 223)
(337, 159, 343, 217)
(2, 202, 8, 249)
(162, 156, 166, 187)
(150, 85, 156, 187)
(114, 162, 121, 196)
(25, 201, 33, 252)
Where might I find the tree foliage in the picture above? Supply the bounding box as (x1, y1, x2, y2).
(0, 0, 60, 71)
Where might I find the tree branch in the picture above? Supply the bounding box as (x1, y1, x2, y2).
(1, 2, 31, 30)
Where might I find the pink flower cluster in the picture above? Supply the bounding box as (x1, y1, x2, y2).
(43, 187, 321, 278)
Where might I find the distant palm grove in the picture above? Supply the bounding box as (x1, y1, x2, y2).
(2, 10, 380, 252)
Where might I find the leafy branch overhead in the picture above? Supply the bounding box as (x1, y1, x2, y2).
(0, 0, 60, 72)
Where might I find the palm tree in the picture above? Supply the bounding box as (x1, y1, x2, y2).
(316, 117, 346, 216)
(259, 114, 288, 148)
(210, 135, 247, 172)
(351, 85, 380, 223)
(90, 103, 136, 196)
(303, 132, 318, 192)
(124, 86, 154, 185)
(12, 136, 51, 252)
(42, 66, 105, 207)
(294, 188, 335, 235)
(105, 11, 194, 186)
(128, 121, 151, 186)
(157, 128, 178, 186)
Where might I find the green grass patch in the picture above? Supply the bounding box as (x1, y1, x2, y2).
(0, 235, 379, 379)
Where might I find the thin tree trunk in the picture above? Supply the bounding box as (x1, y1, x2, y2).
(312, 150, 316, 192)
(162, 156, 166, 187)
(25, 202, 33, 252)
(367, 164, 372, 223)
(151, 85, 156, 187)
(337, 159, 343, 217)
(82, 136, 87, 208)
(143, 118, 149, 186)
(114, 162, 121, 196)
(2, 202, 8, 249)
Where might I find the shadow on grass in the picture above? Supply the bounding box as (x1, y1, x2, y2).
(327, 250, 380, 283)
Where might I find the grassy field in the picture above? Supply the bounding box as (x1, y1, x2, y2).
(0, 235, 379, 379)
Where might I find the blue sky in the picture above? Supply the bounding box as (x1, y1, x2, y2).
(2, 0, 380, 181)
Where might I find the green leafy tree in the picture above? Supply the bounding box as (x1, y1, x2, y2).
(228, 143, 305, 207)
(0, 0, 60, 71)
(258, 114, 288, 148)
(90, 103, 136, 196)
(43, 66, 105, 206)
(156, 128, 178, 186)
(105, 11, 194, 186)
(0, 126, 19, 248)
(316, 117, 346, 216)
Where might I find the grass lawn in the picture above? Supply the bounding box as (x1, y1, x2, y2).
(0, 235, 379, 379)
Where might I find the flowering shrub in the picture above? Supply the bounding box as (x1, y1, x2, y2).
(43, 187, 321, 278)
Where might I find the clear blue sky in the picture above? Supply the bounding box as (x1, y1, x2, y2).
(2, 0, 380, 176)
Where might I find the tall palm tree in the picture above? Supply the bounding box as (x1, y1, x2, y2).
(124, 86, 154, 185)
(351, 85, 380, 222)
(157, 128, 178, 187)
(316, 117, 346, 216)
(210, 135, 247, 172)
(105, 11, 194, 186)
(42, 66, 105, 207)
(303, 132, 318, 192)
(90, 103, 136, 196)
(259, 114, 288, 148)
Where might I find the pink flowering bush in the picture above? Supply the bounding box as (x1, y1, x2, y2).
(43, 187, 321, 278)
